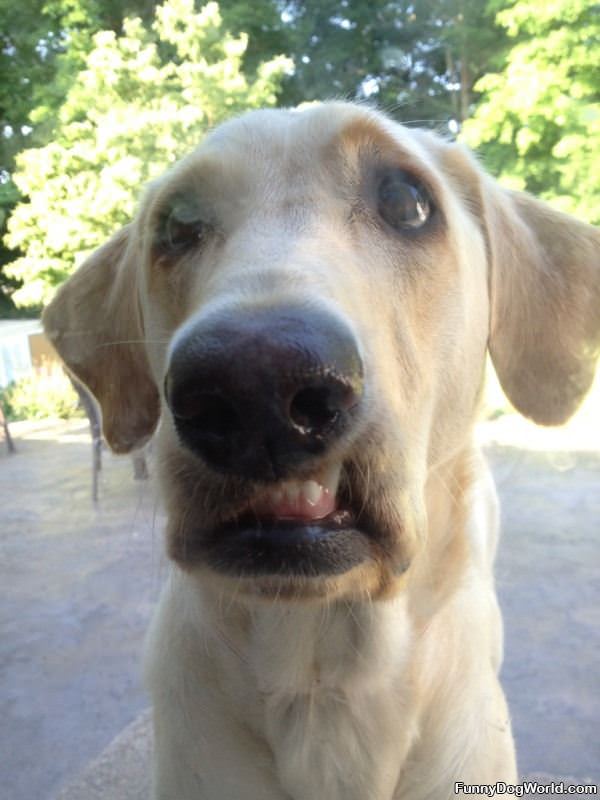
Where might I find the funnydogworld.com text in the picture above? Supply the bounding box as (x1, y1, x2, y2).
(455, 783, 598, 797)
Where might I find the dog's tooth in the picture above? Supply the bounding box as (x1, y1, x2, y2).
(299, 480, 336, 519)
(321, 462, 342, 495)
(303, 480, 323, 507)
(251, 475, 338, 520)
(268, 487, 283, 506)
(285, 482, 300, 504)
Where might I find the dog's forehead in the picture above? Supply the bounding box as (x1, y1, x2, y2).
(146, 103, 449, 232)
(192, 103, 438, 176)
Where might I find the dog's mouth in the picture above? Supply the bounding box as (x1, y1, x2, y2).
(199, 462, 376, 579)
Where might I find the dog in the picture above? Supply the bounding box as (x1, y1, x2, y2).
(43, 102, 600, 799)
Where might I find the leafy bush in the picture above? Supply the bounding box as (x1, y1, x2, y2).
(0, 364, 83, 420)
(462, 0, 600, 225)
(5, 0, 292, 308)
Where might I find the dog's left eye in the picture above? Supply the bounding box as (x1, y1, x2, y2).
(158, 200, 206, 253)
(377, 170, 432, 231)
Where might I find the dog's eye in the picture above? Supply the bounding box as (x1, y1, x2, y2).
(377, 170, 432, 231)
(158, 200, 206, 253)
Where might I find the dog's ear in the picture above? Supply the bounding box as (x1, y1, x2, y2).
(422, 134, 599, 425)
(482, 182, 600, 425)
(43, 226, 160, 452)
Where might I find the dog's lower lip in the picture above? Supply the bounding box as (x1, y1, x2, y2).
(203, 507, 371, 577)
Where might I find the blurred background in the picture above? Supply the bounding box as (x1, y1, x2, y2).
(0, 2, 598, 799)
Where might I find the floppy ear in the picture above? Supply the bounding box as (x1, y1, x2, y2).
(42, 226, 160, 452)
(482, 181, 600, 425)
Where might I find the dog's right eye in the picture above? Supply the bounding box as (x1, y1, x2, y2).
(376, 169, 433, 232)
(157, 200, 206, 254)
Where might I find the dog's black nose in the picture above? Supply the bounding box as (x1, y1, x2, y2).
(165, 304, 364, 480)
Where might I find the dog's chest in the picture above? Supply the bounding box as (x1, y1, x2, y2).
(245, 602, 415, 800)
(264, 685, 410, 800)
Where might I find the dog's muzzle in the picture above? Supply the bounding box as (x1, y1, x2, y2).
(163, 302, 372, 581)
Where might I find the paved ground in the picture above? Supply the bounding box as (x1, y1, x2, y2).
(0, 417, 598, 799)
(489, 446, 600, 780)
(0, 420, 165, 800)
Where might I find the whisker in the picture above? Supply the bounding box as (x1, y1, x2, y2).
(94, 338, 171, 348)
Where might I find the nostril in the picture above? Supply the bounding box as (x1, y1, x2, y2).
(289, 386, 340, 434)
(170, 384, 240, 438)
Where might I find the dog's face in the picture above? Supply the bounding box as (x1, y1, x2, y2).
(141, 105, 491, 600)
(44, 103, 600, 602)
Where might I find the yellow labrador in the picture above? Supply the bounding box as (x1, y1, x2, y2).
(43, 103, 600, 800)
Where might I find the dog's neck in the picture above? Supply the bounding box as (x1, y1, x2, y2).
(210, 592, 414, 695)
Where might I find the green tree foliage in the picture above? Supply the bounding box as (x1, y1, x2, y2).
(0, 0, 162, 313)
(1, 1, 160, 154)
(279, 0, 505, 125)
(462, 0, 600, 223)
(218, 0, 289, 77)
(2, 0, 594, 311)
(5, 0, 291, 307)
